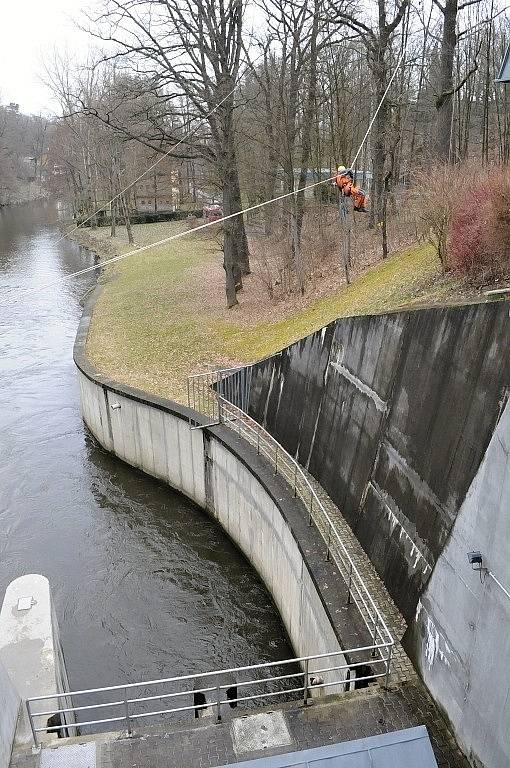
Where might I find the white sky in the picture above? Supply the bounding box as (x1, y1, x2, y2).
(0, 0, 90, 115)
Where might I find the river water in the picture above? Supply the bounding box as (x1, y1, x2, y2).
(0, 202, 292, 693)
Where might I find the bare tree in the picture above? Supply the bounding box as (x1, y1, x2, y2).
(88, 0, 250, 307)
(328, 0, 409, 230)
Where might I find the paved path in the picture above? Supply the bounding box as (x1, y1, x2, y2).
(11, 683, 468, 768)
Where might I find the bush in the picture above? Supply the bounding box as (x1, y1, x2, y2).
(412, 164, 468, 273)
(449, 168, 510, 283)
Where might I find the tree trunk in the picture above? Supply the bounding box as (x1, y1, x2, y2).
(296, 0, 320, 249)
(222, 181, 239, 308)
(435, 0, 458, 161)
(231, 168, 250, 275)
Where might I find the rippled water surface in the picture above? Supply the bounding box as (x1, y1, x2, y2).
(0, 202, 292, 691)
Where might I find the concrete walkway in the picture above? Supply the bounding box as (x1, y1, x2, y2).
(10, 684, 468, 768)
(230, 422, 415, 684)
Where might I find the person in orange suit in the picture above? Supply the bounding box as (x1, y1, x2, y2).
(334, 166, 368, 212)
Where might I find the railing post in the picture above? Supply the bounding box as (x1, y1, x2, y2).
(124, 688, 132, 736)
(326, 523, 331, 561)
(384, 644, 393, 689)
(346, 562, 353, 605)
(215, 682, 222, 723)
(302, 659, 309, 707)
(371, 614, 379, 658)
(26, 700, 38, 748)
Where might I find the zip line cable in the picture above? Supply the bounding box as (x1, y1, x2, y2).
(7, 49, 405, 298)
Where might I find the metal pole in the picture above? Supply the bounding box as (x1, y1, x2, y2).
(302, 659, 309, 707)
(346, 562, 353, 605)
(124, 688, 132, 736)
(384, 644, 393, 689)
(218, 373, 223, 424)
(326, 523, 331, 561)
(215, 683, 222, 723)
(26, 701, 38, 748)
(371, 615, 379, 658)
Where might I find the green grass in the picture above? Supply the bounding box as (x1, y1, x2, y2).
(84, 222, 478, 403)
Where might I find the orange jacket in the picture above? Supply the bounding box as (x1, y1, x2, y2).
(335, 173, 366, 210)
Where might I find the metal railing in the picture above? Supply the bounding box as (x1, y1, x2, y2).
(26, 644, 391, 746)
(187, 368, 394, 660)
(187, 367, 251, 429)
(25, 367, 395, 747)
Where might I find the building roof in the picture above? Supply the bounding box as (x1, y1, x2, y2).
(221, 726, 438, 768)
(496, 42, 510, 82)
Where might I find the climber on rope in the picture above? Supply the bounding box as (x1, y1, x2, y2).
(334, 166, 368, 212)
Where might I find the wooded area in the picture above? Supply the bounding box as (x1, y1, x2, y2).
(40, 0, 509, 304)
(0, 104, 48, 206)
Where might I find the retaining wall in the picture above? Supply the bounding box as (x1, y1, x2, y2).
(247, 302, 510, 622)
(74, 293, 346, 685)
(245, 300, 510, 767)
(408, 398, 510, 768)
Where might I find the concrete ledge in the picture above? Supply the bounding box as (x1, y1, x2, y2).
(0, 576, 58, 748)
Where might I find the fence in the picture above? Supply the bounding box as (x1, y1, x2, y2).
(187, 368, 394, 662)
(26, 367, 394, 747)
(26, 645, 391, 746)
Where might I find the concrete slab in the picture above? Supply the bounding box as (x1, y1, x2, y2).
(40, 743, 96, 768)
(231, 711, 293, 755)
(0, 576, 58, 748)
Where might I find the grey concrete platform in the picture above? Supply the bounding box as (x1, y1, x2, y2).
(10, 682, 468, 768)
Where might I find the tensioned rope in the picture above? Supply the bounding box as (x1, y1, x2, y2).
(8, 48, 405, 297)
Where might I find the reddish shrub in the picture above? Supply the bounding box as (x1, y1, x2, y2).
(448, 168, 510, 282)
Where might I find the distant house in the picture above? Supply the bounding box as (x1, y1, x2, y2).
(134, 168, 178, 213)
(496, 42, 510, 83)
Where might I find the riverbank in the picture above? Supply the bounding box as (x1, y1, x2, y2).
(0, 182, 48, 208)
(69, 220, 481, 403)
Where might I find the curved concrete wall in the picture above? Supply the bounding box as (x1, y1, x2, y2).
(74, 293, 345, 682)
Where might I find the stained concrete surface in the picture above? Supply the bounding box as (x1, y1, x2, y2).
(0, 576, 60, 748)
(247, 302, 510, 622)
(409, 398, 510, 766)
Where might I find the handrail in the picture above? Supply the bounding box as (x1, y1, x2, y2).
(26, 644, 392, 746)
(25, 367, 396, 748)
(187, 368, 393, 652)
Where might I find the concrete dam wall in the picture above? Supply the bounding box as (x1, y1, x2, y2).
(246, 300, 510, 767)
(74, 293, 346, 686)
(248, 302, 510, 621)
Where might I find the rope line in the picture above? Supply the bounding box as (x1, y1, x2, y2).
(7, 51, 405, 296)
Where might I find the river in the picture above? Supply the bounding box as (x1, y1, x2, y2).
(0, 202, 292, 693)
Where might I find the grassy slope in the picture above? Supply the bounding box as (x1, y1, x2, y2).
(84, 222, 476, 403)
